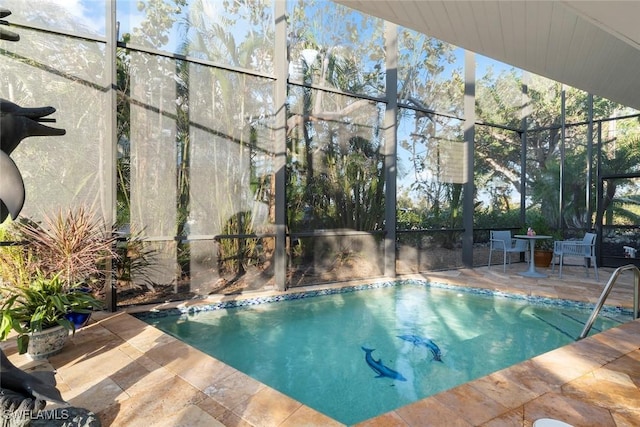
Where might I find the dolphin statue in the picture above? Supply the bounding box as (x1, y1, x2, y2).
(0, 151, 25, 221)
(0, 14, 70, 413)
(361, 347, 406, 381)
(0, 349, 68, 407)
(0, 8, 20, 41)
(0, 98, 65, 222)
(0, 98, 66, 155)
(397, 334, 443, 362)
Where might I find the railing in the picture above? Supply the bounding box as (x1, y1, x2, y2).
(578, 264, 640, 340)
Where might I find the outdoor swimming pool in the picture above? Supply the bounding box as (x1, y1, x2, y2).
(137, 280, 630, 425)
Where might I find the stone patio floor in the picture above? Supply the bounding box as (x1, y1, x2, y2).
(2, 263, 640, 426)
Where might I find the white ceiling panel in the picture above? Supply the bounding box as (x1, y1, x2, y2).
(335, 1, 640, 110)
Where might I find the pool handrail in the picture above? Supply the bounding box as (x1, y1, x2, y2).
(578, 264, 640, 340)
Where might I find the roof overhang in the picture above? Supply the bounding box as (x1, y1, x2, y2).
(335, 1, 640, 110)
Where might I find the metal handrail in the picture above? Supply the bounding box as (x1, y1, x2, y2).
(578, 264, 640, 340)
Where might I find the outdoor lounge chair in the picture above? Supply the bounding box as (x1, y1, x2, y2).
(551, 232, 599, 281)
(488, 230, 528, 272)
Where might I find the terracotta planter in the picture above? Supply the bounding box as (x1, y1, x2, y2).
(534, 250, 553, 268)
(27, 325, 69, 360)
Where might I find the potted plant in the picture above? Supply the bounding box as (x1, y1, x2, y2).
(0, 272, 103, 359)
(533, 242, 554, 268)
(523, 218, 562, 268)
(0, 206, 115, 358)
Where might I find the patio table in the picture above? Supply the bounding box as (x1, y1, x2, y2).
(514, 234, 552, 278)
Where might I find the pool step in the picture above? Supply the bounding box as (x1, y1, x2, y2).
(530, 311, 611, 340)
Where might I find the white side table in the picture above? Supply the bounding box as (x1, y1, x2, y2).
(514, 235, 552, 278)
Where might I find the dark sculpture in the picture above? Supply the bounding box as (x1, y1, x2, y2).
(0, 8, 20, 41)
(0, 8, 94, 426)
(1, 8, 65, 223)
(0, 98, 67, 155)
(0, 350, 67, 407)
(0, 98, 66, 223)
(0, 149, 25, 222)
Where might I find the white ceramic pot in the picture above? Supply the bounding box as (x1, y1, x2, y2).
(27, 325, 69, 360)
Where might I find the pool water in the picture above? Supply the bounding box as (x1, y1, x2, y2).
(141, 283, 627, 425)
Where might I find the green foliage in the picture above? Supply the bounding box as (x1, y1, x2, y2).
(0, 223, 35, 288)
(108, 0, 640, 284)
(16, 207, 117, 293)
(217, 211, 264, 274)
(127, 0, 187, 48)
(0, 208, 110, 353)
(0, 272, 102, 354)
(474, 208, 522, 230)
(523, 211, 562, 250)
(394, 29, 465, 240)
(600, 138, 640, 225)
(286, 110, 385, 237)
(285, 0, 388, 263)
(115, 229, 159, 291)
(473, 65, 640, 236)
(397, 208, 424, 230)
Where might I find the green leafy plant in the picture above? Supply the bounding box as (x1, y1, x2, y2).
(0, 207, 112, 354)
(0, 272, 103, 354)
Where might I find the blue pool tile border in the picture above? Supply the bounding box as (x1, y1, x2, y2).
(133, 279, 634, 321)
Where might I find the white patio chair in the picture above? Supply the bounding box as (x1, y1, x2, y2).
(488, 230, 528, 272)
(551, 232, 599, 280)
